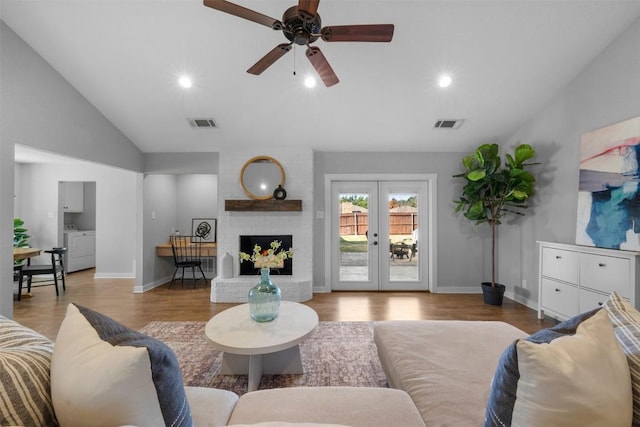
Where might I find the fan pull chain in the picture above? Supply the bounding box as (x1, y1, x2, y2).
(293, 46, 297, 76)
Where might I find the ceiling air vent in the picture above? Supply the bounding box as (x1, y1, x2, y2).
(434, 119, 464, 129)
(188, 118, 218, 128)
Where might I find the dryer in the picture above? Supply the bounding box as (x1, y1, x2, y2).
(64, 225, 96, 272)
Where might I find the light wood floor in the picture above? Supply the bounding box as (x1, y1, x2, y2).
(13, 269, 555, 340)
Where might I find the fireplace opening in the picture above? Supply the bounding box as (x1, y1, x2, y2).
(239, 235, 293, 275)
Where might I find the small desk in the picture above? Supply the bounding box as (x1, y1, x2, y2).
(155, 242, 217, 257)
(205, 301, 318, 391)
(13, 247, 42, 262)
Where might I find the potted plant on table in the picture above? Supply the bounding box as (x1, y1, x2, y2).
(13, 218, 31, 280)
(453, 143, 538, 305)
(13, 218, 30, 250)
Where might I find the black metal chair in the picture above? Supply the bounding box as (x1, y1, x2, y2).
(169, 236, 207, 289)
(18, 247, 67, 301)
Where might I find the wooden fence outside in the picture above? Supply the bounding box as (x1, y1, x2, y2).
(340, 212, 418, 236)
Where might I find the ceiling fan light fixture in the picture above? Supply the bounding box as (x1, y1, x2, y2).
(203, 1, 394, 87)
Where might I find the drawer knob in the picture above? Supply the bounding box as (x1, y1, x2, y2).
(598, 302, 604, 306)
(555, 288, 561, 292)
(598, 263, 606, 267)
(555, 256, 562, 259)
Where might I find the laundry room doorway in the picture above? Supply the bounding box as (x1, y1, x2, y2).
(59, 181, 97, 272)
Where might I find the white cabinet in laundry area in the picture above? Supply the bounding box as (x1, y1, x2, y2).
(61, 182, 84, 212)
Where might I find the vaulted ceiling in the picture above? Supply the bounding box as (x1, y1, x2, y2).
(3, 1, 640, 154)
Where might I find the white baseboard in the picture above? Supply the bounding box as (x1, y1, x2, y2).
(504, 289, 538, 311)
(434, 286, 483, 294)
(93, 272, 135, 279)
(135, 275, 173, 293)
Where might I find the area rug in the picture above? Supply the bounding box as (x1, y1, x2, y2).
(139, 320, 387, 395)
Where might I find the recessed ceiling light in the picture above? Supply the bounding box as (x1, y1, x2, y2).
(178, 75, 192, 89)
(304, 76, 316, 88)
(438, 74, 452, 88)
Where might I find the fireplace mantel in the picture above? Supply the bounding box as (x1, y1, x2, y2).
(225, 199, 302, 211)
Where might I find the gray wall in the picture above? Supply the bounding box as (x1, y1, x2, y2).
(0, 21, 144, 317)
(14, 163, 138, 277)
(141, 174, 218, 291)
(0, 22, 144, 172)
(142, 175, 178, 290)
(313, 152, 488, 291)
(1, 22, 221, 314)
(499, 17, 640, 308)
(312, 16, 640, 298)
(145, 153, 219, 174)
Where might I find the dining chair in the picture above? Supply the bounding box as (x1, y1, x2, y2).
(18, 247, 67, 301)
(169, 235, 207, 289)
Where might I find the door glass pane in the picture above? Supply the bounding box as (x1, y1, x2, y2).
(339, 193, 369, 281)
(388, 192, 419, 281)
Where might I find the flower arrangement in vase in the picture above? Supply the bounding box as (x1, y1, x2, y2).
(239, 240, 293, 270)
(239, 240, 293, 322)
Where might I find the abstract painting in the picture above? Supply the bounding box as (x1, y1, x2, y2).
(576, 116, 640, 250)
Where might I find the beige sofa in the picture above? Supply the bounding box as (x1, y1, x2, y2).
(374, 298, 640, 427)
(374, 320, 528, 426)
(0, 314, 425, 427)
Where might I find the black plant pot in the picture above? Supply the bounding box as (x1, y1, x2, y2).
(481, 282, 506, 306)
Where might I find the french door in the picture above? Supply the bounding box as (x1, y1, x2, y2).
(330, 180, 429, 291)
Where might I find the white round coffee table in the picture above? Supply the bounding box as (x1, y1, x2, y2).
(205, 301, 318, 391)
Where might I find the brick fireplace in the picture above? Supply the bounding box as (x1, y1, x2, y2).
(211, 148, 314, 303)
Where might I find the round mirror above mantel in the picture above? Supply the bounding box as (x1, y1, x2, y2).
(240, 155, 285, 201)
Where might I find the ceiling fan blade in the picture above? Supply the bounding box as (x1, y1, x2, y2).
(305, 47, 339, 87)
(298, 0, 320, 22)
(203, 0, 282, 30)
(321, 24, 394, 42)
(247, 44, 292, 75)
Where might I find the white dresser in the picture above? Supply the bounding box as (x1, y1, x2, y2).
(538, 241, 640, 321)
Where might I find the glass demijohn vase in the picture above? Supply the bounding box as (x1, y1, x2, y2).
(248, 267, 282, 322)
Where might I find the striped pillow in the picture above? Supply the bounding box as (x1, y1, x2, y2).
(0, 316, 57, 427)
(604, 292, 640, 427)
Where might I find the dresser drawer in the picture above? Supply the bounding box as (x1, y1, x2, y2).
(579, 253, 630, 297)
(541, 247, 579, 284)
(579, 288, 608, 312)
(540, 278, 579, 319)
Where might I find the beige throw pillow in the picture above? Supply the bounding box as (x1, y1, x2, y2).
(51, 304, 192, 427)
(511, 309, 632, 427)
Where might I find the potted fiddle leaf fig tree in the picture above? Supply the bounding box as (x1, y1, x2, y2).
(453, 143, 538, 306)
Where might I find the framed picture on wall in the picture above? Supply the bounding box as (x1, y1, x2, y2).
(191, 218, 216, 242)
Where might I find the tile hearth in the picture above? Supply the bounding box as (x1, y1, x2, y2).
(210, 276, 313, 303)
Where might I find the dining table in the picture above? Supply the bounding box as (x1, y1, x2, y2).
(13, 247, 42, 299)
(13, 247, 42, 263)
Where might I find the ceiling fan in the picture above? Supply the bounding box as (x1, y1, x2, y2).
(203, 0, 394, 87)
